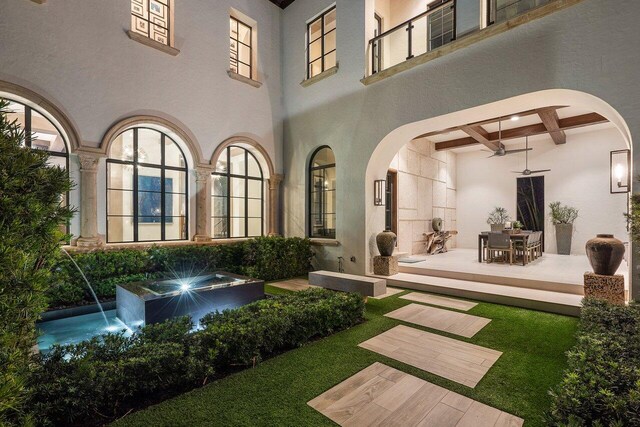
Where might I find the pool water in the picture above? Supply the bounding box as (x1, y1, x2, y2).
(37, 309, 132, 353)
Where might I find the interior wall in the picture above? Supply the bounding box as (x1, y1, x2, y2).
(390, 138, 457, 255)
(456, 127, 629, 255)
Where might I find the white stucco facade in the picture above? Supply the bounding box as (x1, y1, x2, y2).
(1, 0, 639, 297)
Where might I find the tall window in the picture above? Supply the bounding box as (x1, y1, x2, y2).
(131, 0, 172, 46)
(489, 0, 549, 25)
(307, 6, 336, 79)
(107, 128, 188, 243)
(309, 146, 336, 239)
(230, 17, 252, 79)
(212, 146, 264, 239)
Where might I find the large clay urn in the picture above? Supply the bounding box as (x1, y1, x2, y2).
(376, 229, 397, 257)
(585, 234, 625, 276)
(432, 217, 443, 232)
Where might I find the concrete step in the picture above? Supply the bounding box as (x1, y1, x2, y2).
(370, 273, 582, 316)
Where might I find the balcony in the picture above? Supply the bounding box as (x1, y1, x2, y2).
(365, 0, 568, 82)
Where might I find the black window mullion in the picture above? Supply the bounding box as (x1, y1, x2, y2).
(321, 13, 325, 73)
(226, 148, 231, 238)
(244, 150, 249, 237)
(133, 128, 139, 243)
(24, 105, 32, 148)
(160, 133, 166, 241)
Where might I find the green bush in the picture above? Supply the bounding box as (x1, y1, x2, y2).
(547, 299, 640, 426)
(0, 99, 74, 424)
(29, 289, 364, 426)
(47, 237, 313, 308)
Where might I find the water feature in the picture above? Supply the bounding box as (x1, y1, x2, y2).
(37, 269, 265, 353)
(60, 247, 109, 327)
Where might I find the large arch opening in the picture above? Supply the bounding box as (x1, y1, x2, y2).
(365, 89, 633, 302)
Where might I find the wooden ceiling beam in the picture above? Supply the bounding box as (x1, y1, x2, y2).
(414, 105, 568, 139)
(537, 107, 566, 145)
(460, 125, 501, 151)
(435, 113, 608, 151)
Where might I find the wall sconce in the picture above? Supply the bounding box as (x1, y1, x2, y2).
(374, 179, 386, 206)
(610, 149, 631, 194)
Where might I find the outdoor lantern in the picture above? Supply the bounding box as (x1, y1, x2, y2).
(374, 179, 386, 206)
(610, 149, 631, 194)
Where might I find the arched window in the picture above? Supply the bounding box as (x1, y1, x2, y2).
(309, 146, 336, 239)
(212, 146, 264, 238)
(107, 127, 188, 243)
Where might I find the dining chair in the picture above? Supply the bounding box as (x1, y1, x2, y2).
(487, 232, 513, 265)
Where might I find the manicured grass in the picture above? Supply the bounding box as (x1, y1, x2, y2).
(113, 285, 578, 427)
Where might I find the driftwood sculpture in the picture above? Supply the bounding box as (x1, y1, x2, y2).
(423, 230, 458, 255)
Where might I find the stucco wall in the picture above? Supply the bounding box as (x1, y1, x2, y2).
(280, 0, 640, 298)
(456, 127, 629, 255)
(0, 0, 283, 239)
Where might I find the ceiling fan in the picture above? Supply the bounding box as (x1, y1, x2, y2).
(484, 118, 533, 158)
(512, 136, 551, 176)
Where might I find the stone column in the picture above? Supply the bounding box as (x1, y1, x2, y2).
(193, 167, 212, 242)
(76, 154, 102, 247)
(268, 174, 284, 236)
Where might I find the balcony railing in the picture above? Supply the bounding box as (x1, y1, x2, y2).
(367, 0, 551, 77)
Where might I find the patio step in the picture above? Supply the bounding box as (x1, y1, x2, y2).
(398, 263, 584, 296)
(370, 273, 582, 316)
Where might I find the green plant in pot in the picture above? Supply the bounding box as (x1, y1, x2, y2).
(549, 202, 578, 255)
(512, 220, 523, 231)
(487, 207, 510, 232)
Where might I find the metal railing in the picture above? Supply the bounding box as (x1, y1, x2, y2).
(368, 0, 455, 75)
(367, 0, 552, 77)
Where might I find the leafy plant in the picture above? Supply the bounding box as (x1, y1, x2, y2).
(47, 237, 314, 308)
(29, 289, 364, 426)
(512, 220, 523, 230)
(549, 202, 579, 225)
(487, 207, 510, 225)
(547, 299, 640, 426)
(0, 99, 74, 425)
(626, 192, 640, 243)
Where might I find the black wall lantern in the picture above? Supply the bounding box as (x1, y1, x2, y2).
(374, 179, 386, 206)
(610, 149, 631, 194)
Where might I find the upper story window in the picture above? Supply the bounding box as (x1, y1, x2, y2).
(309, 146, 336, 239)
(107, 127, 188, 243)
(212, 146, 264, 239)
(307, 6, 336, 79)
(131, 0, 173, 46)
(230, 17, 253, 80)
(489, 0, 550, 25)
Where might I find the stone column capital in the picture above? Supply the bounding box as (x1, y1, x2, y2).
(194, 167, 214, 183)
(77, 154, 101, 172)
(268, 173, 285, 189)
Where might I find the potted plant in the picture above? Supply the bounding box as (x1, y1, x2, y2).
(512, 220, 523, 233)
(549, 202, 578, 255)
(487, 207, 510, 232)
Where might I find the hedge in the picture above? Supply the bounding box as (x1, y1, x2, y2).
(29, 289, 364, 426)
(547, 299, 640, 426)
(47, 236, 313, 308)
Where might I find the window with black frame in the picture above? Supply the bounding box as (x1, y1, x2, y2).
(106, 127, 188, 243)
(212, 146, 264, 239)
(230, 16, 252, 79)
(2, 98, 70, 232)
(309, 146, 336, 239)
(488, 0, 550, 25)
(130, 0, 172, 46)
(307, 6, 336, 79)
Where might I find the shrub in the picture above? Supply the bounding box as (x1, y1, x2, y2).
(47, 237, 313, 308)
(29, 289, 364, 426)
(0, 99, 74, 424)
(547, 299, 640, 426)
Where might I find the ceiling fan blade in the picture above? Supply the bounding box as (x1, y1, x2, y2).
(511, 171, 524, 174)
(529, 169, 551, 174)
(503, 148, 533, 155)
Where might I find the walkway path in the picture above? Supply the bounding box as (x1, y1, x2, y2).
(308, 362, 524, 427)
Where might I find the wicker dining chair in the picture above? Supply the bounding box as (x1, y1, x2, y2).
(487, 232, 514, 265)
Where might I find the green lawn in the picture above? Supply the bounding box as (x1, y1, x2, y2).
(113, 285, 578, 427)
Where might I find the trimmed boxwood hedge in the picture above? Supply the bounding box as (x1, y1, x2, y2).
(547, 298, 640, 426)
(47, 236, 313, 308)
(30, 289, 365, 426)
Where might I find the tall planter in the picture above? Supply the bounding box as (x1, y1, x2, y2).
(585, 234, 625, 276)
(555, 224, 573, 255)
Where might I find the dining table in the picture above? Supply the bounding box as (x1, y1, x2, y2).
(478, 232, 531, 264)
